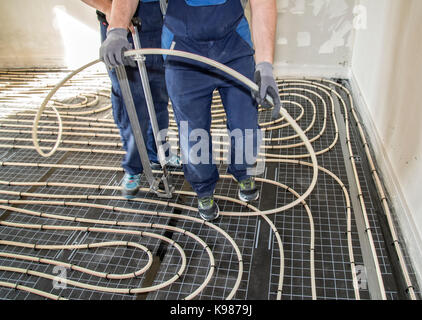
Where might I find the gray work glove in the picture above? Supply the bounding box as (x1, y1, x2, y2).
(253, 62, 281, 120)
(99, 28, 136, 68)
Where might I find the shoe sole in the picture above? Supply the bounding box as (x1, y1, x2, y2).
(169, 166, 183, 171)
(167, 164, 183, 171)
(122, 187, 139, 199)
(238, 190, 260, 203)
(151, 164, 182, 171)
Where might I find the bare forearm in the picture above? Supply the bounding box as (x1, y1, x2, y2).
(81, 0, 112, 15)
(109, 0, 139, 30)
(250, 0, 277, 64)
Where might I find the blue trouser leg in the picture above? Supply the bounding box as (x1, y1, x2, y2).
(109, 68, 150, 175)
(217, 55, 260, 182)
(100, 24, 169, 175)
(166, 67, 218, 198)
(144, 54, 170, 164)
(166, 55, 259, 197)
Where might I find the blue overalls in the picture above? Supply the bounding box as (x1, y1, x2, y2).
(100, 0, 169, 175)
(162, 0, 260, 198)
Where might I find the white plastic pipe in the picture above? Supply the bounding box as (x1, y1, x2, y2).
(33, 49, 318, 214)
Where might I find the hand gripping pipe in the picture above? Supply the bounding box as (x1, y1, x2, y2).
(32, 48, 319, 213)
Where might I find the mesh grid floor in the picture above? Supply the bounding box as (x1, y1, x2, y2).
(0, 68, 420, 300)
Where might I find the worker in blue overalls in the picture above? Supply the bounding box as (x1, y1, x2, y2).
(101, 0, 281, 221)
(81, 0, 182, 199)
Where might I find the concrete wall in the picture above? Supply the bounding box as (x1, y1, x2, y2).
(1, 0, 358, 75)
(273, 0, 358, 78)
(351, 0, 422, 286)
(0, 0, 100, 68)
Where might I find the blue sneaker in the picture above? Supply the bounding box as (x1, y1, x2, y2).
(198, 196, 220, 222)
(122, 173, 141, 199)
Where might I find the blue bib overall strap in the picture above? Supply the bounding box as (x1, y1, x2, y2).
(162, 0, 254, 66)
(159, 0, 248, 15)
(100, 0, 169, 174)
(164, 0, 242, 41)
(162, 0, 260, 198)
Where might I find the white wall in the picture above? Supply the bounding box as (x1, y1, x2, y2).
(351, 0, 422, 286)
(0, 0, 100, 68)
(1, 0, 358, 75)
(273, 0, 358, 78)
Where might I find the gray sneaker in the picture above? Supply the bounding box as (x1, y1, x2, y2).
(198, 196, 220, 222)
(150, 161, 161, 170)
(167, 154, 182, 169)
(238, 177, 259, 202)
(150, 154, 182, 170)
